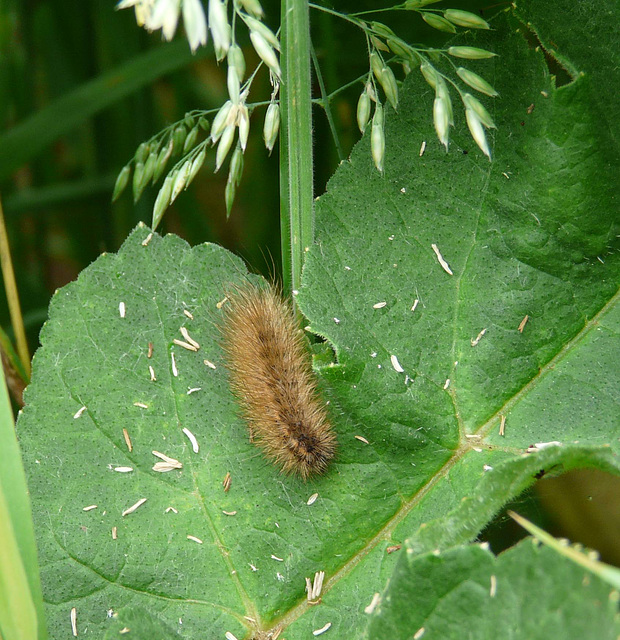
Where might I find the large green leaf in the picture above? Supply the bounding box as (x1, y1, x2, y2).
(16, 6, 619, 640)
(365, 538, 620, 639)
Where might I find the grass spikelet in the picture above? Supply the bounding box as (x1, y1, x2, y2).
(220, 281, 336, 479)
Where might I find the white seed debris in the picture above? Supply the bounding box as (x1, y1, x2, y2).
(373, 301, 387, 309)
(223, 472, 232, 492)
(541, 90, 548, 97)
(182, 427, 199, 453)
(123, 428, 133, 452)
(483, 464, 493, 471)
(225, 633, 239, 640)
(490, 574, 497, 597)
(411, 299, 419, 312)
(216, 296, 228, 309)
(147, 342, 153, 358)
(223, 510, 237, 516)
(180, 326, 200, 349)
(249, 564, 258, 572)
(152, 451, 182, 472)
(419, 140, 427, 156)
(119, 302, 126, 318)
(173, 338, 198, 351)
(344, 265, 351, 271)
(171, 352, 179, 377)
(527, 441, 562, 452)
(499, 415, 506, 436)
(165, 507, 178, 514)
(120, 629, 130, 634)
(306, 570, 325, 602)
(71, 607, 78, 636)
(471, 328, 487, 347)
(431, 243, 453, 275)
(204, 359, 217, 369)
(364, 592, 381, 614)
(414, 628, 425, 640)
(82, 505, 97, 512)
(473, 447, 483, 452)
(122, 498, 147, 516)
(73, 406, 87, 419)
(370, 352, 377, 358)
(271, 555, 284, 562)
(388, 235, 395, 241)
(518, 315, 529, 333)
(141, 232, 154, 246)
(443, 379, 450, 390)
(313, 623, 331, 636)
(112, 526, 117, 540)
(149, 365, 157, 381)
(183, 309, 194, 319)
(276, 572, 285, 581)
(133, 402, 148, 409)
(187, 387, 201, 394)
(355, 435, 369, 444)
(465, 434, 481, 439)
(390, 355, 405, 373)
(113, 467, 134, 473)
(333, 317, 340, 324)
(187, 535, 203, 544)
(307, 493, 319, 506)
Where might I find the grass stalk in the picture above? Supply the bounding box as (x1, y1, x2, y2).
(279, 0, 314, 296)
(0, 196, 30, 378)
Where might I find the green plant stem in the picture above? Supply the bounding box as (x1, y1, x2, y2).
(0, 196, 30, 378)
(311, 44, 345, 162)
(280, 0, 314, 296)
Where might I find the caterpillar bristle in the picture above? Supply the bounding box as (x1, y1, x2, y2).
(220, 281, 336, 480)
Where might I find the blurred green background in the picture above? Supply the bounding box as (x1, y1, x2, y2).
(1, 0, 618, 568)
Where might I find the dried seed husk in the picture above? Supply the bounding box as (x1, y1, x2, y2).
(239, 0, 264, 18)
(420, 61, 438, 89)
(152, 174, 174, 229)
(215, 125, 236, 171)
(143, 151, 157, 184)
(370, 51, 383, 80)
(457, 67, 498, 97)
(263, 101, 280, 152)
(238, 105, 250, 151)
(228, 44, 246, 82)
(172, 125, 187, 153)
(463, 93, 496, 128)
(227, 64, 240, 103)
(153, 139, 173, 182)
(244, 15, 280, 51)
(444, 9, 490, 30)
(466, 108, 491, 159)
(112, 165, 131, 202)
(183, 126, 200, 153)
(448, 46, 497, 59)
(433, 96, 449, 149)
(370, 35, 390, 53)
(422, 12, 456, 33)
(187, 147, 207, 184)
(211, 100, 233, 143)
(357, 89, 371, 134)
(135, 142, 148, 164)
(209, 0, 231, 60)
(250, 31, 281, 79)
(379, 66, 399, 110)
(132, 161, 146, 202)
(171, 160, 191, 202)
(371, 102, 385, 172)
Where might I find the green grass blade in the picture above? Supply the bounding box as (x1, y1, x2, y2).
(0, 40, 209, 181)
(0, 365, 47, 639)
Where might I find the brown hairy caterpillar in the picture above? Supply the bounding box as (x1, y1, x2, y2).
(220, 281, 336, 479)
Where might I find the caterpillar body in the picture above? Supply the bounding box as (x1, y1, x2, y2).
(220, 282, 336, 479)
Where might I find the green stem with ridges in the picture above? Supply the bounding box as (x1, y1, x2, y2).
(279, 0, 314, 296)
